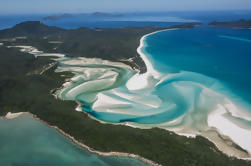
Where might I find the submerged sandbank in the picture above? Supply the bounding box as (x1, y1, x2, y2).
(56, 29, 251, 159)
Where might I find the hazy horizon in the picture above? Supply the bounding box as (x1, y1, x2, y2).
(1, 0, 251, 14)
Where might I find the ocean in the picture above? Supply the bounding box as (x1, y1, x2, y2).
(1, 10, 251, 30)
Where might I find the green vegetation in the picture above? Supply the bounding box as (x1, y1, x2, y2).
(0, 21, 159, 72)
(0, 21, 203, 73)
(209, 19, 251, 29)
(0, 22, 250, 166)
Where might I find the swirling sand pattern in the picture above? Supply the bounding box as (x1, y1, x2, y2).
(56, 29, 251, 158)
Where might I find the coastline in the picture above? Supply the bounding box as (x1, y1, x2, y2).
(126, 28, 178, 91)
(135, 28, 251, 158)
(55, 28, 251, 158)
(1, 112, 160, 166)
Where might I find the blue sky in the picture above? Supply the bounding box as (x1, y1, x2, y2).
(1, 0, 251, 14)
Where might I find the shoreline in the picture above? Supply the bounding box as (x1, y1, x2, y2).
(54, 28, 251, 158)
(126, 28, 251, 158)
(126, 28, 178, 91)
(50, 28, 251, 160)
(1, 112, 160, 166)
(208, 104, 251, 155)
(136, 28, 179, 76)
(135, 28, 251, 158)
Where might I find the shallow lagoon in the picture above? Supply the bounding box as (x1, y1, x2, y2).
(57, 26, 251, 156)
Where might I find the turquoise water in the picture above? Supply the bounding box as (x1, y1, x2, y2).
(0, 114, 149, 166)
(144, 27, 251, 105)
(57, 26, 251, 155)
(58, 27, 251, 123)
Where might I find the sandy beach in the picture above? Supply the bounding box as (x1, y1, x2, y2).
(208, 103, 251, 154)
(7, 45, 65, 58)
(134, 29, 251, 158)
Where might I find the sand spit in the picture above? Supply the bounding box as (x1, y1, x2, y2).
(126, 29, 178, 91)
(208, 104, 251, 154)
(4, 112, 25, 119)
(7, 45, 43, 55)
(7, 45, 65, 58)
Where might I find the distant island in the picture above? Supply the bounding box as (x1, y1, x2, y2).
(91, 12, 124, 17)
(43, 13, 73, 21)
(43, 12, 124, 21)
(167, 22, 203, 29)
(1, 21, 250, 166)
(209, 19, 251, 29)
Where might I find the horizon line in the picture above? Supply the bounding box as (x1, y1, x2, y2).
(1, 9, 251, 15)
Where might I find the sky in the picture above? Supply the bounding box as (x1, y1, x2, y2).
(1, 0, 251, 14)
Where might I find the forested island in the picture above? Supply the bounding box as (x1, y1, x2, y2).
(0, 21, 250, 166)
(209, 19, 251, 29)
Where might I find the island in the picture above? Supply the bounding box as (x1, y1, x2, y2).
(43, 12, 124, 21)
(43, 13, 73, 21)
(91, 12, 124, 17)
(0, 21, 250, 166)
(209, 19, 251, 29)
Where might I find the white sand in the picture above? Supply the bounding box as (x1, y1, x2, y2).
(0, 43, 3, 46)
(111, 89, 161, 108)
(92, 93, 131, 110)
(136, 31, 162, 78)
(48, 41, 63, 44)
(35, 53, 65, 58)
(5, 112, 24, 119)
(7, 45, 43, 55)
(60, 57, 131, 70)
(177, 133, 196, 138)
(126, 73, 154, 91)
(208, 104, 251, 154)
(223, 99, 251, 121)
(110, 89, 135, 100)
(126, 29, 179, 91)
(15, 36, 27, 39)
(75, 102, 83, 112)
(65, 78, 116, 99)
(7, 45, 66, 58)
